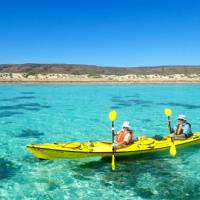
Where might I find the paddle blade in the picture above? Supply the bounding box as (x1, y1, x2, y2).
(170, 143, 176, 157)
(164, 108, 172, 117)
(112, 154, 115, 170)
(109, 110, 117, 122)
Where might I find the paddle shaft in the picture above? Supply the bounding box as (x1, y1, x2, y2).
(111, 121, 116, 170)
(167, 116, 174, 142)
(112, 121, 115, 150)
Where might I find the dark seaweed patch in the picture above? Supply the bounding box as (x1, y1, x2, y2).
(41, 105, 51, 108)
(101, 158, 200, 199)
(112, 96, 200, 110)
(111, 98, 125, 103)
(119, 160, 200, 199)
(4, 121, 13, 124)
(21, 92, 35, 95)
(20, 103, 41, 107)
(0, 98, 13, 102)
(112, 96, 122, 99)
(0, 111, 23, 118)
(143, 119, 152, 122)
(111, 96, 153, 109)
(23, 107, 41, 111)
(72, 160, 105, 181)
(67, 108, 75, 111)
(14, 96, 37, 100)
(17, 129, 44, 138)
(141, 104, 150, 107)
(0, 103, 38, 110)
(71, 155, 200, 199)
(48, 181, 59, 191)
(91, 118, 100, 122)
(152, 178, 200, 200)
(118, 102, 132, 107)
(0, 103, 50, 112)
(125, 94, 140, 98)
(0, 105, 18, 110)
(158, 102, 200, 109)
(0, 158, 20, 180)
(128, 99, 153, 104)
(0, 96, 37, 101)
(118, 99, 150, 107)
(110, 106, 120, 110)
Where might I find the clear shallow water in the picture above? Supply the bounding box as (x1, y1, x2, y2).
(0, 84, 200, 199)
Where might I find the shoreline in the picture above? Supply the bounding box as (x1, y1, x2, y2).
(0, 81, 200, 84)
(0, 73, 199, 84)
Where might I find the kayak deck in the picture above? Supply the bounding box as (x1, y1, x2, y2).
(27, 132, 200, 160)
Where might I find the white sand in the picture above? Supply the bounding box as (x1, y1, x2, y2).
(0, 73, 199, 83)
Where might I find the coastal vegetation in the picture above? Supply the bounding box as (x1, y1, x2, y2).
(0, 64, 199, 82)
(0, 64, 200, 75)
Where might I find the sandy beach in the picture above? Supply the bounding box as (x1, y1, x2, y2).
(0, 73, 200, 83)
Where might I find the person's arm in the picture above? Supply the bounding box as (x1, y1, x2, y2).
(114, 130, 118, 136)
(112, 131, 119, 147)
(176, 124, 183, 135)
(115, 141, 126, 146)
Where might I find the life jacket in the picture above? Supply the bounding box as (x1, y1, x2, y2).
(175, 122, 192, 135)
(116, 130, 133, 145)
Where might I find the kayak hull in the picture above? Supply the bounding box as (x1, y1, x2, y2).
(27, 132, 200, 160)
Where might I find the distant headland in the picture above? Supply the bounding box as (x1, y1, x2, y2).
(0, 64, 199, 83)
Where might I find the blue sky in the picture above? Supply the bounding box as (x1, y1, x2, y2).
(0, 0, 200, 66)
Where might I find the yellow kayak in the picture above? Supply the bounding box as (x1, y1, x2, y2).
(27, 132, 200, 160)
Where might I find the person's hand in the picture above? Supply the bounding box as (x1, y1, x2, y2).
(112, 143, 117, 147)
(170, 133, 174, 138)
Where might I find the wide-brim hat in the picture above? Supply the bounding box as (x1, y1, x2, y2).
(122, 121, 131, 129)
(178, 114, 186, 120)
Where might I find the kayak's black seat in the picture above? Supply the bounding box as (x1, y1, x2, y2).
(153, 135, 164, 141)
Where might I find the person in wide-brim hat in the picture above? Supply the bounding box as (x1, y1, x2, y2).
(113, 121, 134, 147)
(173, 114, 192, 139)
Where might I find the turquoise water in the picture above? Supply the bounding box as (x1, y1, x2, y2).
(0, 84, 200, 200)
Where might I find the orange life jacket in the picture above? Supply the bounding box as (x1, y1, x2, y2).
(116, 130, 133, 145)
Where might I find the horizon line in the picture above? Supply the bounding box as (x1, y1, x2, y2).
(0, 63, 200, 68)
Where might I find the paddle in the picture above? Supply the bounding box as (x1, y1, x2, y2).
(109, 110, 117, 171)
(164, 108, 176, 157)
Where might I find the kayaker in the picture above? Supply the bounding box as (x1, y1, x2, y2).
(113, 121, 133, 147)
(173, 114, 192, 139)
